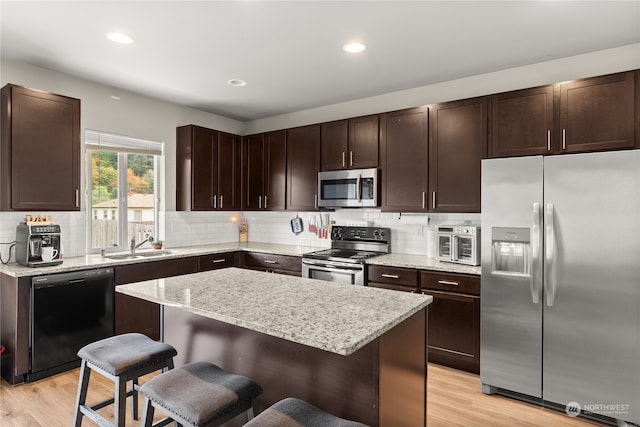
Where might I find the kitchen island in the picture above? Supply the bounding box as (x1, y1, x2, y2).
(117, 267, 432, 427)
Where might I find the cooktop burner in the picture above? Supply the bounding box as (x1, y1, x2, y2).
(303, 248, 384, 263)
(302, 226, 391, 264)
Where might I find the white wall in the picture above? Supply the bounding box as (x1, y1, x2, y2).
(244, 44, 640, 134)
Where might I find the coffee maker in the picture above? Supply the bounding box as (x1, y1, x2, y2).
(16, 222, 63, 267)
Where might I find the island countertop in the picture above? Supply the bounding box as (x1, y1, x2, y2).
(116, 267, 432, 356)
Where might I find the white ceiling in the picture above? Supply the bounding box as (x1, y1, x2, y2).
(2, 1, 639, 122)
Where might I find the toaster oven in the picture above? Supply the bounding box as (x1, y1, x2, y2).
(436, 226, 480, 266)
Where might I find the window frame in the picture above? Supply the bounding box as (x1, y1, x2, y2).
(86, 144, 160, 254)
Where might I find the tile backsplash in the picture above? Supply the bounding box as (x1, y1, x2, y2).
(0, 209, 480, 263)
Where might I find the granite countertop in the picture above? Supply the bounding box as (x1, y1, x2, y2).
(117, 267, 432, 356)
(0, 241, 480, 277)
(0, 242, 326, 278)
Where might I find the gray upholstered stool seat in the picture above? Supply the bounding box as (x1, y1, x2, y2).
(244, 398, 369, 427)
(139, 361, 263, 427)
(73, 333, 177, 427)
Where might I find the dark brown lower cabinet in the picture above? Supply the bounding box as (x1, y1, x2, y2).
(240, 252, 302, 276)
(420, 271, 480, 374)
(114, 257, 199, 340)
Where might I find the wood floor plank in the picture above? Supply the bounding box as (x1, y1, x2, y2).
(1, 364, 607, 426)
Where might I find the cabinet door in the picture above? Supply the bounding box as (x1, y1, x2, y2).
(198, 252, 238, 271)
(287, 125, 320, 210)
(321, 120, 348, 171)
(421, 290, 480, 374)
(4, 86, 80, 211)
(559, 71, 635, 153)
(380, 107, 429, 211)
(217, 132, 241, 210)
(191, 126, 217, 210)
(429, 97, 486, 213)
(265, 130, 287, 210)
(348, 115, 379, 169)
(491, 86, 553, 157)
(243, 134, 265, 210)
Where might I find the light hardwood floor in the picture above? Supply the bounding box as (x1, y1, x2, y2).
(1, 363, 606, 426)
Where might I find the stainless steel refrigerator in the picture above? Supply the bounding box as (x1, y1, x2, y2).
(481, 151, 640, 424)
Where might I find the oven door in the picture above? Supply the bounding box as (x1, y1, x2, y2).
(436, 233, 453, 262)
(302, 258, 365, 285)
(453, 234, 479, 265)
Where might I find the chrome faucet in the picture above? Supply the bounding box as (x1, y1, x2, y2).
(131, 236, 153, 253)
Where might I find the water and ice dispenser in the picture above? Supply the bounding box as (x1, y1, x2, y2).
(491, 227, 531, 276)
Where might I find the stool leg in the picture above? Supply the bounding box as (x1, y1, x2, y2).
(73, 360, 91, 427)
(114, 376, 127, 426)
(132, 378, 139, 420)
(140, 397, 155, 427)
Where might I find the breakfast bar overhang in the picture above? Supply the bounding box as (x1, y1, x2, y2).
(116, 267, 432, 427)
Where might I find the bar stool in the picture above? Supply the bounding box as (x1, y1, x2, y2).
(244, 398, 369, 427)
(73, 333, 177, 427)
(139, 361, 263, 427)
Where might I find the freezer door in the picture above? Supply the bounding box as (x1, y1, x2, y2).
(543, 151, 640, 423)
(481, 156, 543, 398)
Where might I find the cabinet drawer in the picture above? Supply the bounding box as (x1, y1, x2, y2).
(420, 271, 479, 296)
(198, 252, 238, 271)
(114, 257, 199, 285)
(368, 265, 418, 289)
(242, 252, 302, 273)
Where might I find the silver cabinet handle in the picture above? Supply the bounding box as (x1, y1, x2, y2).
(422, 192, 426, 209)
(75, 189, 79, 208)
(531, 202, 541, 304)
(562, 128, 566, 150)
(432, 192, 436, 209)
(437, 280, 459, 286)
(381, 274, 400, 279)
(547, 130, 551, 151)
(545, 203, 556, 306)
(219, 195, 223, 209)
(350, 151, 353, 167)
(213, 194, 217, 209)
(264, 195, 268, 210)
(263, 260, 277, 264)
(342, 152, 346, 168)
(314, 194, 318, 209)
(258, 195, 262, 209)
(211, 259, 226, 263)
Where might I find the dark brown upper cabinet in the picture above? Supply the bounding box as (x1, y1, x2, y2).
(490, 85, 554, 158)
(176, 125, 241, 211)
(242, 130, 286, 210)
(287, 124, 320, 210)
(320, 115, 379, 171)
(380, 106, 429, 212)
(429, 97, 487, 213)
(558, 71, 636, 153)
(1, 84, 80, 211)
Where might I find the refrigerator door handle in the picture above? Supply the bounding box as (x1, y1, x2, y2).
(531, 202, 542, 304)
(545, 203, 556, 306)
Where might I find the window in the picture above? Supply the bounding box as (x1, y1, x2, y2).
(86, 130, 163, 253)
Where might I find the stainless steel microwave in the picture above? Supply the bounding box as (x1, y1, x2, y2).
(318, 168, 378, 208)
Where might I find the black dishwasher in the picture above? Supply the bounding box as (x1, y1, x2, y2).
(29, 268, 114, 381)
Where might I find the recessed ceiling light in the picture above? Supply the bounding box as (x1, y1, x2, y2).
(106, 32, 134, 44)
(227, 79, 247, 87)
(343, 42, 366, 54)
(110, 95, 121, 100)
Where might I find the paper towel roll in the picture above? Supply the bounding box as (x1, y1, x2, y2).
(426, 227, 436, 258)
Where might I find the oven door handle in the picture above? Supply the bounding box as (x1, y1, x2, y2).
(302, 259, 363, 272)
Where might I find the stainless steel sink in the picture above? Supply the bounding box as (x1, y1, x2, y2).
(104, 250, 173, 260)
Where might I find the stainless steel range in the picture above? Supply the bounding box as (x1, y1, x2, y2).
(302, 226, 390, 285)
